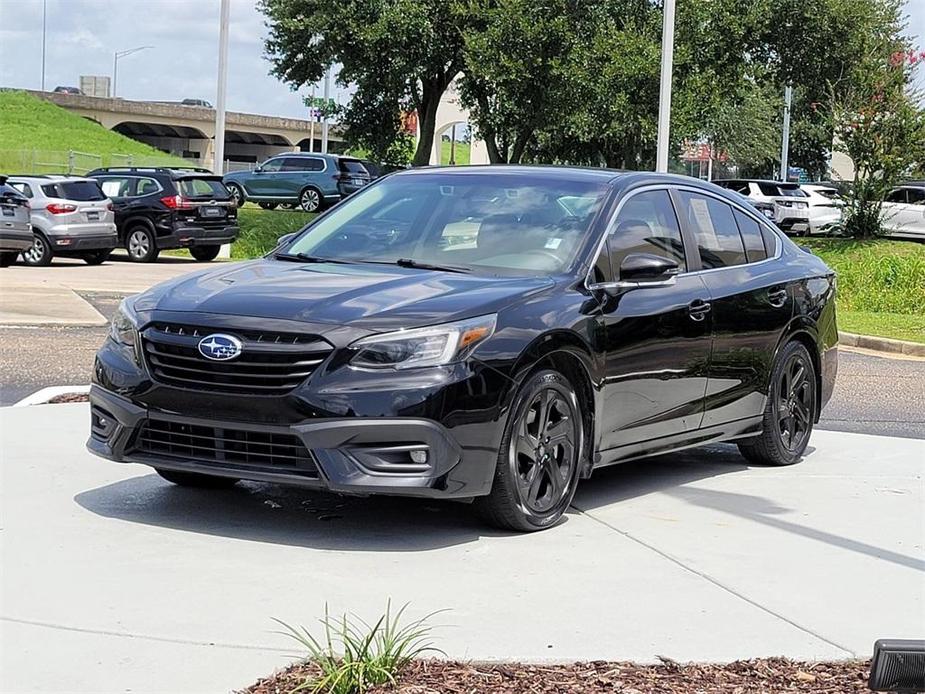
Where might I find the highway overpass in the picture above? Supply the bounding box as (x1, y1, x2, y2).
(23, 90, 346, 170)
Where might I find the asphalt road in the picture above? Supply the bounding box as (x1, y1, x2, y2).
(0, 294, 922, 438)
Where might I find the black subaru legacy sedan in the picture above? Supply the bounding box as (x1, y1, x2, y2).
(88, 166, 838, 532)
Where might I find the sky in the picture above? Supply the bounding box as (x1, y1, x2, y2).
(0, 0, 923, 121)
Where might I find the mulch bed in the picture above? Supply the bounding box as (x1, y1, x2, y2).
(244, 658, 871, 693)
(46, 393, 90, 404)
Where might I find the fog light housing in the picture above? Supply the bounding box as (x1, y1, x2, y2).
(409, 449, 428, 464)
(869, 639, 925, 692)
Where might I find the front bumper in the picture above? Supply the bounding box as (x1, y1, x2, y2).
(87, 383, 492, 499)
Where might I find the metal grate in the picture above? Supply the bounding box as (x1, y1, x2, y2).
(132, 417, 319, 477)
(141, 323, 332, 395)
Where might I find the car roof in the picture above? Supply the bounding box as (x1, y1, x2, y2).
(86, 166, 215, 178)
(270, 152, 356, 160)
(395, 164, 626, 183)
(7, 174, 94, 183)
(714, 178, 800, 186)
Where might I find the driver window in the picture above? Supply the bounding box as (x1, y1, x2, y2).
(884, 189, 907, 204)
(606, 190, 686, 278)
(261, 159, 283, 173)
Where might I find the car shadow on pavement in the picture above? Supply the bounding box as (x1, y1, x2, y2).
(74, 474, 509, 551)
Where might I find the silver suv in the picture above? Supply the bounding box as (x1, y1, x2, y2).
(7, 175, 117, 265)
(0, 175, 32, 267)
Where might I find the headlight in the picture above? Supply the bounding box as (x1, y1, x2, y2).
(110, 299, 138, 349)
(350, 314, 497, 370)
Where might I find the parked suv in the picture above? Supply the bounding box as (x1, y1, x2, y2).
(7, 175, 117, 265)
(713, 179, 811, 235)
(0, 175, 32, 267)
(222, 153, 370, 212)
(88, 167, 838, 532)
(881, 183, 925, 241)
(86, 167, 239, 262)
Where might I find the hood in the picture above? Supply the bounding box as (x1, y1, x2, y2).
(134, 259, 553, 331)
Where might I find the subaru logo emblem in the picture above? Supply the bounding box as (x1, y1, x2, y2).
(197, 333, 242, 361)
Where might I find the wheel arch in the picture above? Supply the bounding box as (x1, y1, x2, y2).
(121, 215, 157, 240)
(774, 317, 823, 422)
(506, 330, 598, 477)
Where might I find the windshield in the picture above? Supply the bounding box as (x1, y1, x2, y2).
(282, 172, 608, 275)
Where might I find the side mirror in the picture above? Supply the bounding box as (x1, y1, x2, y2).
(254, 165, 264, 173)
(619, 253, 680, 283)
(277, 232, 296, 247)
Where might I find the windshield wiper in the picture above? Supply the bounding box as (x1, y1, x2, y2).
(274, 252, 354, 265)
(394, 258, 472, 274)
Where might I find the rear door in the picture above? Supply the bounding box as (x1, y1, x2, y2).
(95, 176, 138, 232)
(675, 189, 794, 428)
(51, 180, 110, 229)
(595, 188, 713, 451)
(175, 177, 237, 226)
(883, 188, 925, 238)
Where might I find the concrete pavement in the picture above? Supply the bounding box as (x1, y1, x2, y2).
(1, 403, 922, 692)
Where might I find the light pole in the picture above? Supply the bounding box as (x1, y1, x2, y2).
(655, 0, 676, 173)
(779, 84, 793, 181)
(112, 46, 153, 98)
(41, 0, 47, 91)
(213, 0, 230, 174)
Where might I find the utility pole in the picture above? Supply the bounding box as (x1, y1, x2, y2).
(321, 67, 331, 154)
(308, 86, 315, 152)
(41, 0, 47, 91)
(655, 0, 676, 173)
(779, 84, 793, 181)
(449, 124, 457, 165)
(213, 0, 230, 174)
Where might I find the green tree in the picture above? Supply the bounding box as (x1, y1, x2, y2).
(834, 47, 925, 237)
(261, 0, 464, 166)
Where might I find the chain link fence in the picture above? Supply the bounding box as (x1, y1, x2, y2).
(0, 149, 201, 175)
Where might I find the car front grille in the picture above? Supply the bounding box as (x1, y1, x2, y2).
(141, 322, 332, 395)
(132, 417, 319, 477)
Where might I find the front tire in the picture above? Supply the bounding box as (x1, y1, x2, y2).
(475, 369, 583, 532)
(155, 468, 239, 488)
(125, 226, 159, 263)
(738, 341, 816, 466)
(227, 183, 245, 208)
(189, 244, 221, 262)
(21, 234, 53, 266)
(299, 186, 322, 212)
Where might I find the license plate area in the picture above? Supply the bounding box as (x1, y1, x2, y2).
(1, 207, 13, 217)
(86, 211, 100, 221)
(200, 206, 224, 218)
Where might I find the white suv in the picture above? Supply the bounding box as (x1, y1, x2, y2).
(7, 175, 117, 265)
(801, 184, 845, 234)
(881, 184, 925, 241)
(713, 179, 811, 235)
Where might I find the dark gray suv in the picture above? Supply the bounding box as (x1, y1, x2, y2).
(0, 175, 33, 267)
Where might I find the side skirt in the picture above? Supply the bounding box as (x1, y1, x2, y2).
(591, 416, 764, 471)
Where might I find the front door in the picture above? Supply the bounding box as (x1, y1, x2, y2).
(674, 189, 795, 428)
(248, 157, 284, 197)
(595, 188, 713, 452)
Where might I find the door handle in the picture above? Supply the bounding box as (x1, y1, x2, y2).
(687, 299, 711, 321)
(768, 287, 788, 308)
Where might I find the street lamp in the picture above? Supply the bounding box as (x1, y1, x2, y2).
(655, 0, 676, 173)
(112, 46, 153, 98)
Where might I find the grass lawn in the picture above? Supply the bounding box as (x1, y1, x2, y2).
(440, 139, 471, 165)
(0, 90, 185, 173)
(838, 310, 925, 344)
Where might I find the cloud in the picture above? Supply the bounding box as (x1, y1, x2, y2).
(0, 0, 316, 118)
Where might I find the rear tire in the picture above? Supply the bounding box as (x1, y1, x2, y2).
(125, 226, 159, 263)
(474, 369, 583, 532)
(21, 234, 53, 266)
(189, 245, 221, 262)
(738, 341, 816, 466)
(155, 469, 239, 488)
(82, 249, 111, 265)
(0, 252, 17, 267)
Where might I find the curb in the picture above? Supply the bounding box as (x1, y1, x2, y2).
(839, 331, 925, 358)
(12, 385, 91, 407)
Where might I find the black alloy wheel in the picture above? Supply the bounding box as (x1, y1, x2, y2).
(739, 341, 816, 466)
(476, 369, 583, 531)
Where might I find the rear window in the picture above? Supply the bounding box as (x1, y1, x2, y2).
(338, 159, 369, 176)
(757, 182, 806, 197)
(176, 178, 229, 198)
(41, 181, 107, 201)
